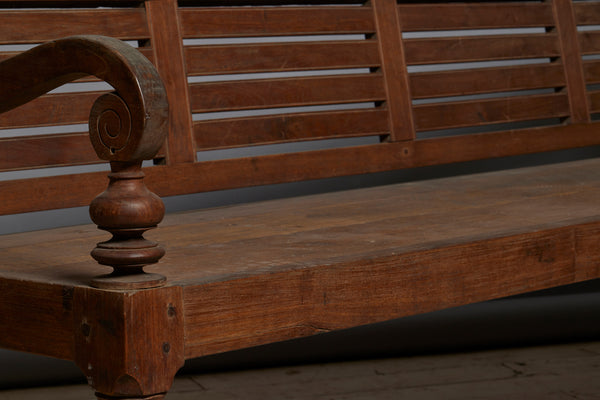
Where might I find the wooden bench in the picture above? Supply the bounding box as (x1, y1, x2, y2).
(2, 0, 600, 398)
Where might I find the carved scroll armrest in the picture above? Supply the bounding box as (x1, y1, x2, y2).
(0, 35, 169, 289)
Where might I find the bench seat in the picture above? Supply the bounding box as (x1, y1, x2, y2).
(2, 157, 599, 362)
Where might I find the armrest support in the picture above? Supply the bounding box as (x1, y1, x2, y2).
(0, 36, 169, 288)
(0, 35, 167, 161)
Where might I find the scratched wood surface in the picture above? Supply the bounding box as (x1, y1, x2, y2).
(1, 158, 600, 359)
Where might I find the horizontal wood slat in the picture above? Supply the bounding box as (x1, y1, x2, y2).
(398, 3, 555, 31)
(194, 108, 389, 149)
(583, 60, 600, 84)
(185, 41, 380, 76)
(0, 9, 149, 44)
(179, 6, 375, 38)
(574, 1, 600, 25)
(0, 134, 99, 171)
(587, 90, 600, 114)
(0, 92, 103, 129)
(404, 34, 560, 65)
(3, 122, 600, 216)
(0, 46, 154, 67)
(578, 31, 600, 55)
(409, 63, 566, 99)
(189, 74, 386, 113)
(413, 93, 570, 132)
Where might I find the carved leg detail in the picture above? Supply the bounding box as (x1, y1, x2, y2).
(74, 286, 184, 400)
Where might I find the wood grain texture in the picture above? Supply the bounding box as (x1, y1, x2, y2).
(574, 1, 600, 25)
(3, 2, 600, 400)
(184, 40, 380, 76)
(403, 34, 560, 65)
(0, 91, 102, 129)
(0, 9, 149, 44)
(586, 90, 600, 114)
(409, 63, 566, 100)
(578, 31, 600, 55)
(397, 3, 554, 31)
(146, 0, 196, 164)
(194, 108, 389, 149)
(178, 6, 375, 38)
(583, 59, 600, 84)
(190, 74, 386, 113)
(4, 121, 600, 216)
(0, 279, 74, 360)
(0, 133, 99, 171)
(73, 286, 184, 397)
(5, 157, 600, 359)
(372, 0, 414, 141)
(413, 93, 570, 132)
(552, 0, 590, 123)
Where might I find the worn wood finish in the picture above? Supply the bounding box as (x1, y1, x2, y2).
(1, 158, 600, 359)
(583, 60, 600, 84)
(403, 34, 560, 66)
(73, 286, 184, 398)
(0, 134, 99, 171)
(178, 6, 375, 38)
(4, 121, 600, 217)
(0, 279, 75, 360)
(146, 0, 196, 164)
(413, 93, 570, 132)
(3, 2, 600, 400)
(194, 109, 389, 149)
(574, 1, 600, 25)
(397, 3, 554, 31)
(0, 36, 169, 281)
(0, 92, 102, 129)
(0, 9, 149, 44)
(552, 0, 590, 123)
(190, 74, 385, 113)
(372, 0, 414, 141)
(410, 64, 566, 100)
(184, 40, 380, 76)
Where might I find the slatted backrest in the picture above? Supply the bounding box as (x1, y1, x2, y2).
(3, 0, 600, 217)
(179, 3, 389, 151)
(402, 2, 568, 134)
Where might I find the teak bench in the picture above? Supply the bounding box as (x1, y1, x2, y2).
(2, 0, 600, 398)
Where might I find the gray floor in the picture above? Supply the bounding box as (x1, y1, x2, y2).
(1, 341, 598, 400)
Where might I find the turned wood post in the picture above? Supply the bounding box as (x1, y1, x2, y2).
(0, 34, 169, 288)
(88, 91, 168, 289)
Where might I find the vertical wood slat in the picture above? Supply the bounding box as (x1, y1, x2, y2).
(552, 0, 590, 123)
(372, 0, 414, 141)
(145, 0, 196, 164)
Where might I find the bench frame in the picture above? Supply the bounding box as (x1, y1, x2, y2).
(1, 1, 600, 399)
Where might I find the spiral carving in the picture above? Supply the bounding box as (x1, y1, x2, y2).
(89, 92, 133, 160)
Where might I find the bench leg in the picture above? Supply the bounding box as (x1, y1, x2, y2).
(73, 286, 184, 400)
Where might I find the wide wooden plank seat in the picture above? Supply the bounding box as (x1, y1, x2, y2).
(2, 0, 600, 398)
(3, 157, 600, 361)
